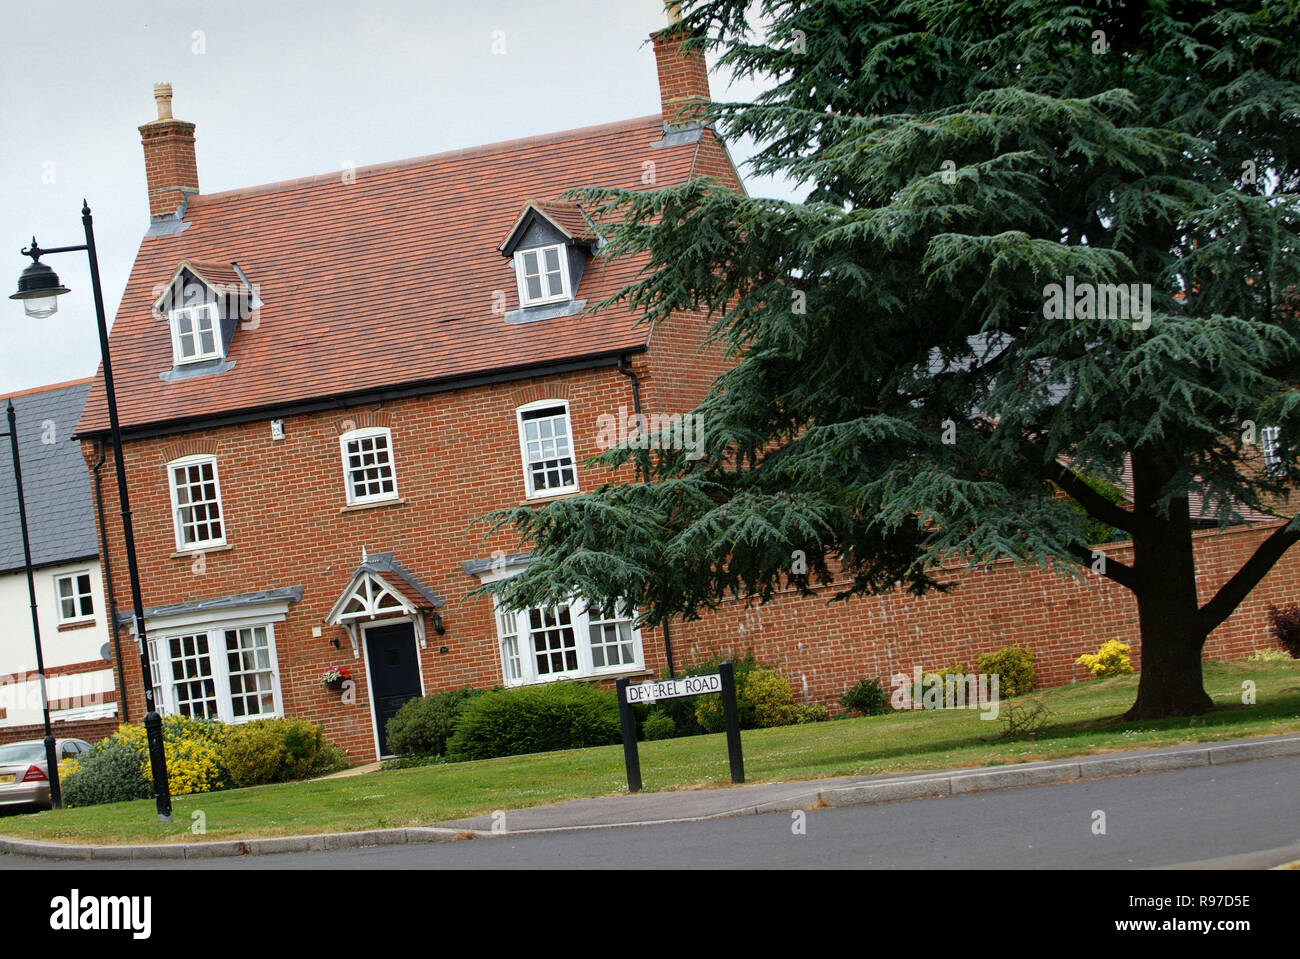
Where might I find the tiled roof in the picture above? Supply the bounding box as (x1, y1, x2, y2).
(78, 116, 701, 434)
(0, 379, 99, 574)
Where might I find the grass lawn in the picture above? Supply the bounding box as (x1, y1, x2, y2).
(4, 658, 1298, 846)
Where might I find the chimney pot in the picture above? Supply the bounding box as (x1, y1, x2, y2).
(153, 82, 174, 120)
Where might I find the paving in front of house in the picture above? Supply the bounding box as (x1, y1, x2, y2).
(2, 732, 1298, 861)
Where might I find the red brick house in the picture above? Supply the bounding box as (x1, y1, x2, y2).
(77, 22, 746, 761)
(75, 20, 1298, 764)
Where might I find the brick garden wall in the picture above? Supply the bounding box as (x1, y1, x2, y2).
(658, 520, 1298, 708)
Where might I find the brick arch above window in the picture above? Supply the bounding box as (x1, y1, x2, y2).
(508, 382, 570, 412)
(158, 438, 218, 465)
(334, 409, 391, 435)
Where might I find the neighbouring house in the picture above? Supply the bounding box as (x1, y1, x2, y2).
(1, 378, 120, 743)
(73, 18, 1297, 764)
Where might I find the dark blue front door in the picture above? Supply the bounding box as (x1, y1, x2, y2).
(365, 622, 421, 757)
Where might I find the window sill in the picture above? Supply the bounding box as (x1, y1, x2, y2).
(57, 619, 97, 633)
(523, 489, 580, 505)
(511, 667, 651, 688)
(170, 543, 233, 560)
(340, 497, 407, 514)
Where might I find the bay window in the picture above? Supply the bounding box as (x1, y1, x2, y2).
(493, 598, 643, 686)
(148, 623, 282, 722)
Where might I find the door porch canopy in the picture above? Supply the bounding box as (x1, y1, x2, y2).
(325, 551, 444, 657)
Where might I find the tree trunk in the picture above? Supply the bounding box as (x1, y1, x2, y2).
(1125, 454, 1214, 719)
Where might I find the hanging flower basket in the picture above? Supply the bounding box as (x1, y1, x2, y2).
(322, 666, 352, 691)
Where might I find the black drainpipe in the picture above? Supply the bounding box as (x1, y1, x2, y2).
(93, 439, 128, 723)
(617, 355, 675, 676)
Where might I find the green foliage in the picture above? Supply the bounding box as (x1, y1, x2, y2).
(222, 718, 326, 787)
(661, 650, 757, 736)
(978, 644, 1038, 698)
(476, 0, 1300, 718)
(1077, 639, 1136, 678)
(61, 738, 154, 808)
(840, 677, 890, 716)
(1066, 475, 1129, 544)
(385, 688, 482, 758)
(642, 711, 677, 741)
(446, 682, 622, 761)
(743, 668, 797, 727)
(692, 652, 761, 732)
(308, 740, 351, 777)
(793, 703, 830, 724)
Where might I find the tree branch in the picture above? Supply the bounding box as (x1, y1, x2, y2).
(1068, 543, 1141, 592)
(1198, 519, 1300, 635)
(1041, 460, 1140, 534)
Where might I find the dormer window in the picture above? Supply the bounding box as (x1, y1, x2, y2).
(515, 243, 571, 307)
(170, 303, 222, 365)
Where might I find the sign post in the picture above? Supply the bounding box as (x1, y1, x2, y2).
(616, 662, 744, 792)
(719, 661, 745, 785)
(614, 676, 642, 793)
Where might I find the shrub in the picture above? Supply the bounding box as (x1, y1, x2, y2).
(113, 713, 231, 797)
(840, 677, 889, 716)
(977, 643, 1038, 697)
(691, 653, 761, 733)
(1076, 638, 1136, 678)
(1250, 647, 1292, 663)
(793, 703, 830, 723)
(309, 740, 351, 777)
(61, 738, 154, 807)
(642, 712, 676, 741)
(661, 651, 758, 736)
(386, 688, 482, 758)
(743, 668, 796, 728)
(222, 718, 325, 787)
(446, 682, 621, 761)
(1267, 603, 1300, 658)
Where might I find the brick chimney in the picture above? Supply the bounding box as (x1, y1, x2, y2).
(651, 4, 711, 130)
(139, 83, 199, 218)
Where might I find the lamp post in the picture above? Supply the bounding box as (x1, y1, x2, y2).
(10, 202, 173, 822)
(2, 400, 62, 809)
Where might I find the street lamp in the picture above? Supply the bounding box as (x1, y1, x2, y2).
(10, 202, 173, 822)
(2, 400, 62, 808)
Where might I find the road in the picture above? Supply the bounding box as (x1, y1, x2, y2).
(3, 753, 1298, 869)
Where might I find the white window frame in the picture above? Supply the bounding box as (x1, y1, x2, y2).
(169, 302, 222, 365)
(516, 399, 580, 499)
(513, 243, 572, 307)
(1262, 425, 1287, 477)
(339, 426, 400, 505)
(492, 595, 644, 687)
(149, 621, 284, 723)
(53, 570, 95, 624)
(167, 454, 227, 552)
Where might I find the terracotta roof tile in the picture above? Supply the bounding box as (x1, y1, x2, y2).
(78, 115, 697, 434)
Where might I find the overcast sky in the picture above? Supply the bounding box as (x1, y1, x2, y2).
(0, 0, 789, 396)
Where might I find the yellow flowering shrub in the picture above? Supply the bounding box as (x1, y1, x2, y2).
(1076, 639, 1135, 678)
(105, 714, 232, 796)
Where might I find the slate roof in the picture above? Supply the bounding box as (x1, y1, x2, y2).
(0, 379, 99, 574)
(78, 115, 704, 435)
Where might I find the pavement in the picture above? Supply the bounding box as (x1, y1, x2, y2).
(2, 731, 1298, 862)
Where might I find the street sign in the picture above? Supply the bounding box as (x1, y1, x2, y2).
(624, 673, 721, 704)
(615, 663, 744, 793)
